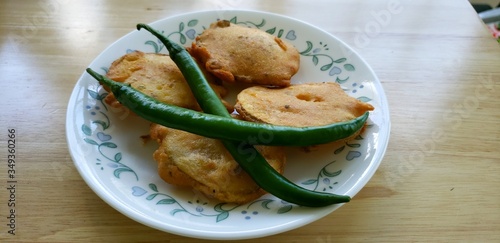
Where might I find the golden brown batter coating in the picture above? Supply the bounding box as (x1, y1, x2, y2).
(234, 82, 374, 127)
(188, 20, 300, 87)
(149, 124, 286, 204)
(103, 50, 228, 111)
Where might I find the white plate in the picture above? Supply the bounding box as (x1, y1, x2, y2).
(66, 10, 390, 240)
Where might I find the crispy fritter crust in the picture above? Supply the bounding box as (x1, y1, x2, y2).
(149, 124, 286, 204)
(234, 82, 375, 127)
(188, 20, 300, 87)
(104, 50, 228, 111)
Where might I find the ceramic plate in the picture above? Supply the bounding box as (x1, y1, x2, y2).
(66, 10, 390, 240)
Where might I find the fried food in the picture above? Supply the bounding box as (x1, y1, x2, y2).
(149, 124, 286, 204)
(234, 82, 375, 127)
(188, 20, 300, 87)
(104, 50, 228, 111)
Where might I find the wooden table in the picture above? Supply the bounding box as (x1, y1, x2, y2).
(1, 0, 499, 242)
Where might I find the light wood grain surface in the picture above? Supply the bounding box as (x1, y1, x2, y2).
(1, 0, 499, 242)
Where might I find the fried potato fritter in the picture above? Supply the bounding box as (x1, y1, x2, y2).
(104, 50, 228, 111)
(188, 20, 300, 87)
(149, 124, 286, 204)
(234, 82, 375, 127)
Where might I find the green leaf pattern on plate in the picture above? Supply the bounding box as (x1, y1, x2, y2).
(301, 161, 342, 192)
(82, 88, 138, 181)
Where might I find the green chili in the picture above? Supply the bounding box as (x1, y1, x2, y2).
(87, 68, 368, 147)
(134, 23, 352, 206)
(221, 140, 351, 207)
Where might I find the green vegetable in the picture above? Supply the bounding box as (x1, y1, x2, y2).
(87, 68, 368, 147)
(134, 23, 352, 207)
